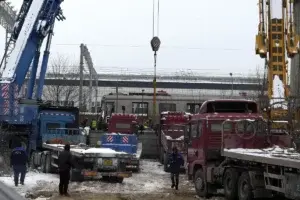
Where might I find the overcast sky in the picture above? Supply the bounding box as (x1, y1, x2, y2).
(0, 0, 264, 77)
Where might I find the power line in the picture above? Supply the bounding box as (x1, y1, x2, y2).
(55, 43, 247, 51)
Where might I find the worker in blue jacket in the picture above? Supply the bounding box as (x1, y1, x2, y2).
(10, 141, 28, 186)
(168, 146, 184, 190)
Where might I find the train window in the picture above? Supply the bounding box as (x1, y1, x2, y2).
(159, 103, 176, 113)
(132, 102, 148, 116)
(187, 103, 201, 114)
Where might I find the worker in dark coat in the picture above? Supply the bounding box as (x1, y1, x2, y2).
(168, 146, 184, 190)
(58, 144, 73, 196)
(10, 141, 27, 186)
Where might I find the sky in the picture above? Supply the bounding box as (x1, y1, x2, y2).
(0, 0, 264, 77)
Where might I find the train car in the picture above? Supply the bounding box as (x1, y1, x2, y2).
(100, 91, 245, 122)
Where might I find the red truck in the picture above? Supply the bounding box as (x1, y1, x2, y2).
(158, 111, 190, 172)
(185, 99, 300, 200)
(101, 113, 143, 171)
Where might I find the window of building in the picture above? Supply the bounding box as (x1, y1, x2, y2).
(132, 102, 148, 116)
(159, 103, 176, 113)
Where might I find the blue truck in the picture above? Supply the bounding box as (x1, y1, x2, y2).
(0, 0, 132, 182)
(100, 113, 143, 172)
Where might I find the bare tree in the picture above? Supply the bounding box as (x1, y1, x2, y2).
(43, 55, 80, 106)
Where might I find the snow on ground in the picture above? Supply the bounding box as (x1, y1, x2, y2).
(0, 170, 58, 197)
(0, 160, 194, 199)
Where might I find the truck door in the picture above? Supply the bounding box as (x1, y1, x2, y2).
(187, 120, 202, 163)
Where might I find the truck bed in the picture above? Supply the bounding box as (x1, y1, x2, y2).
(222, 146, 300, 169)
(43, 143, 131, 158)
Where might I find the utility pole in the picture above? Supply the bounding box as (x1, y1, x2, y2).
(116, 82, 119, 113)
(230, 72, 233, 97)
(142, 89, 145, 124)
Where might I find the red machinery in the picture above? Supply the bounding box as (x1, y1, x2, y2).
(185, 99, 300, 200)
(158, 111, 190, 172)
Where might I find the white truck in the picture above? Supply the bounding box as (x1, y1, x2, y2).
(31, 142, 132, 183)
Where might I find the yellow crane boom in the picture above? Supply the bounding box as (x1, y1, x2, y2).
(255, 0, 300, 120)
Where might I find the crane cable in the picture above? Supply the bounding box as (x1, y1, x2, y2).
(151, 0, 161, 66)
(150, 0, 161, 119)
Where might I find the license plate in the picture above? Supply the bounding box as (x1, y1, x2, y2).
(84, 171, 97, 176)
(103, 159, 113, 166)
(118, 173, 130, 178)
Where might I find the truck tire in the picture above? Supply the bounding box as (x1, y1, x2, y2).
(223, 168, 238, 200)
(163, 153, 169, 172)
(45, 154, 54, 173)
(70, 168, 84, 182)
(116, 177, 124, 183)
(30, 152, 37, 169)
(194, 169, 209, 198)
(41, 154, 46, 173)
(238, 172, 254, 200)
(159, 147, 164, 164)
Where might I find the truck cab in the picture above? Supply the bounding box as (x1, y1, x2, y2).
(101, 113, 142, 171)
(36, 106, 82, 148)
(185, 99, 263, 180)
(158, 111, 190, 171)
(107, 113, 139, 134)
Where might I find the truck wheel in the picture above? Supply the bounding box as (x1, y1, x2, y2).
(238, 172, 253, 200)
(194, 169, 209, 198)
(70, 168, 84, 182)
(163, 153, 169, 172)
(116, 177, 124, 183)
(223, 168, 238, 200)
(45, 154, 54, 173)
(30, 153, 37, 169)
(41, 154, 46, 173)
(159, 147, 164, 164)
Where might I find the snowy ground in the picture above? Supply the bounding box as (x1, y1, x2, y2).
(0, 160, 218, 200)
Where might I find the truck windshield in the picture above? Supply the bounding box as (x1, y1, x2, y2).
(210, 123, 232, 132)
(207, 101, 257, 113)
(115, 123, 131, 129)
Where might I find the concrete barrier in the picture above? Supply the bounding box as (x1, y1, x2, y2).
(88, 130, 160, 159)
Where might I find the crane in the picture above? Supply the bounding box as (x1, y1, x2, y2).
(0, 0, 65, 123)
(255, 0, 300, 120)
(0, 0, 71, 159)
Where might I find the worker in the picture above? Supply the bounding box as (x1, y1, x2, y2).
(58, 144, 73, 196)
(168, 146, 184, 190)
(10, 141, 27, 187)
(90, 118, 97, 130)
